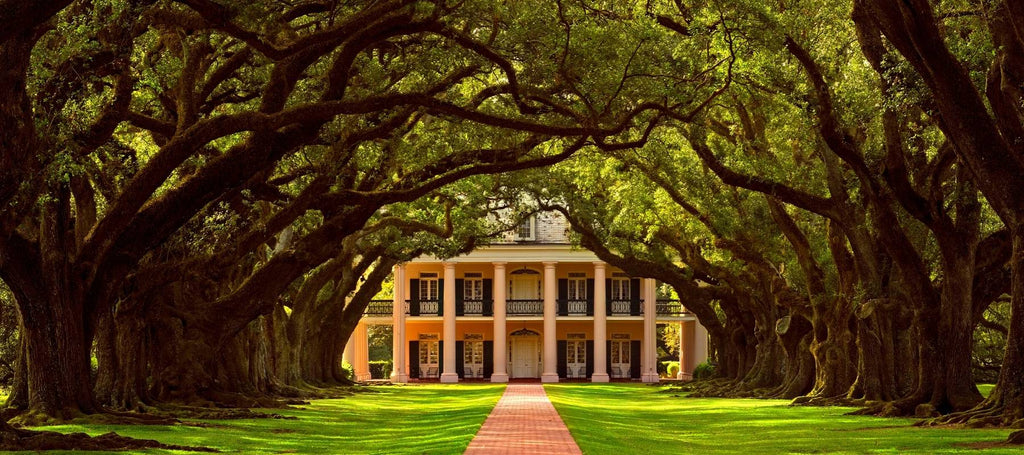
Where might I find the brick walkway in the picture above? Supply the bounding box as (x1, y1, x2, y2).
(464, 383, 582, 455)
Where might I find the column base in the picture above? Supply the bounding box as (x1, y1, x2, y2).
(541, 373, 560, 383)
(490, 373, 509, 383)
(677, 372, 693, 381)
(590, 373, 610, 383)
(355, 373, 372, 382)
(642, 373, 659, 383)
(440, 373, 460, 383)
(390, 372, 408, 383)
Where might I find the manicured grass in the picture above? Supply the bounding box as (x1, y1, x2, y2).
(27, 383, 505, 454)
(979, 383, 995, 398)
(546, 383, 1019, 455)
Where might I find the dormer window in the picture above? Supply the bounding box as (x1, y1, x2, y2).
(515, 215, 536, 241)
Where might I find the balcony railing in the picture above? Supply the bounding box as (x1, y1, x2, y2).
(459, 299, 492, 316)
(407, 299, 440, 316)
(609, 300, 635, 316)
(364, 299, 393, 316)
(507, 299, 544, 316)
(656, 299, 691, 317)
(557, 299, 591, 316)
(567, 300, 588, 316)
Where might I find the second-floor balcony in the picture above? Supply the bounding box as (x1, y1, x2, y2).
(367, 297, 687, 318)
(506, 299, 544, 316)
(656, 299, 691, 317)
(364, 300, 394, 317)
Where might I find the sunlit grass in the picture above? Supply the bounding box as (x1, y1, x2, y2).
(979, 383, 995, 398)
(546, 383, 1019, 455)
(26, 383, 504, 454)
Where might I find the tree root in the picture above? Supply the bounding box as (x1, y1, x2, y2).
(0, 422, 216, 452)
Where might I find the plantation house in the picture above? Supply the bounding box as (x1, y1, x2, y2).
(348, 212, 708, 383)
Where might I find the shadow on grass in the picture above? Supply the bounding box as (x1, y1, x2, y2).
(25, 384, 505, 454)
(545, 383, 1020, 455)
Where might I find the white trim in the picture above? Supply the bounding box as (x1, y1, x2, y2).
(411, 244, 599, 263)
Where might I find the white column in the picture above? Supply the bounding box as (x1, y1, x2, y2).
(693, 318, 709, 367)
(390, 264, 408, 383)
(642, 278, 659, 383)
(343, 334, 355, 371)
(592, 262, 609, 382)
(354, 322, 371, 381)
(541, 261, 559, 383)
(681, 320, 696, 378)
(678, 321, 689, 380)
(491, 262, 509, 382)
(440, 261, 459, 383)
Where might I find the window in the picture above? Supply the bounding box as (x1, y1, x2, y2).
(610, 339, 630, 378)
(419, 339, 439, 378)
(464, 341, 484, 368)
(568, 272, 586, 300)
(611, 273, 630, 300)
(419, 273, 438, 301)
(567, 340, 586, 364)
(464, 273, 483, 300)
(515, 216, 535, 240)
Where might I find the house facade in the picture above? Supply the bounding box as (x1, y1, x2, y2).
(347, 212, 709, 383)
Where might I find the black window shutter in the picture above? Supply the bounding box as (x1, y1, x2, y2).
(586, 340, 594, 378)
(586, 279, 595, 316)
(409, 279, 420, 316)
(606, 340, 613, 376)
(605, 279, 612, 316)
(483, 341, 494, 378)
(557, 279, 569, 316)
(438, 279, 444, 316)
(409, 341, 420, 378)
(630, 340, 641, 379)
(455, 279, 465, 316)
(557, 340, 568, 378)
(482, 279, 493, 316)
(438, 341, 444, 375)
(630, 278, 641, 316)
(456, 341, 465, 378)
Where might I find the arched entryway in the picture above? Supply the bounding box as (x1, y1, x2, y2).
(509, 328, 540, 379)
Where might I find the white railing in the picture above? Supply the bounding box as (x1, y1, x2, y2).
(610, 300, 632, 314)
(567, 301, 588, 315)
(420, 301, 439, 315)
(507, 299, 543, 315)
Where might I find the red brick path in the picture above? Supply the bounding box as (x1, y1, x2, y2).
(464, 384, 582, 455)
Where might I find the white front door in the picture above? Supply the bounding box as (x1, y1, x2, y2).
(511, 337, 538, 378)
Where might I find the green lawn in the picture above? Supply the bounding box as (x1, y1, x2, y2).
(26, 383, 505, 454)
(546, 383, 1019, 454)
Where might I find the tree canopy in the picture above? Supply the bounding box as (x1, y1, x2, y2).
(1, 0, 1024, 449)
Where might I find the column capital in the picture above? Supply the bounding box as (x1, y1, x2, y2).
(542, 261, 558, 268)
(592, 261, 607, 269)
(442, 261, 457, 268)
(492, 261, 507, 267)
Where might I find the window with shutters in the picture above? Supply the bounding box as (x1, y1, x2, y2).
(419, 273, 438, 301)
(464, 273, 483, 300)
(611, 273, 631, 301)
(567, 272, 587, 300)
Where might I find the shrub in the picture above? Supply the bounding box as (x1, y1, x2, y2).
(664, 361, 680, 378)
(368, 360, 392, 379)
(340, 361, 354, 381)
(693, 361, 716, 380)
